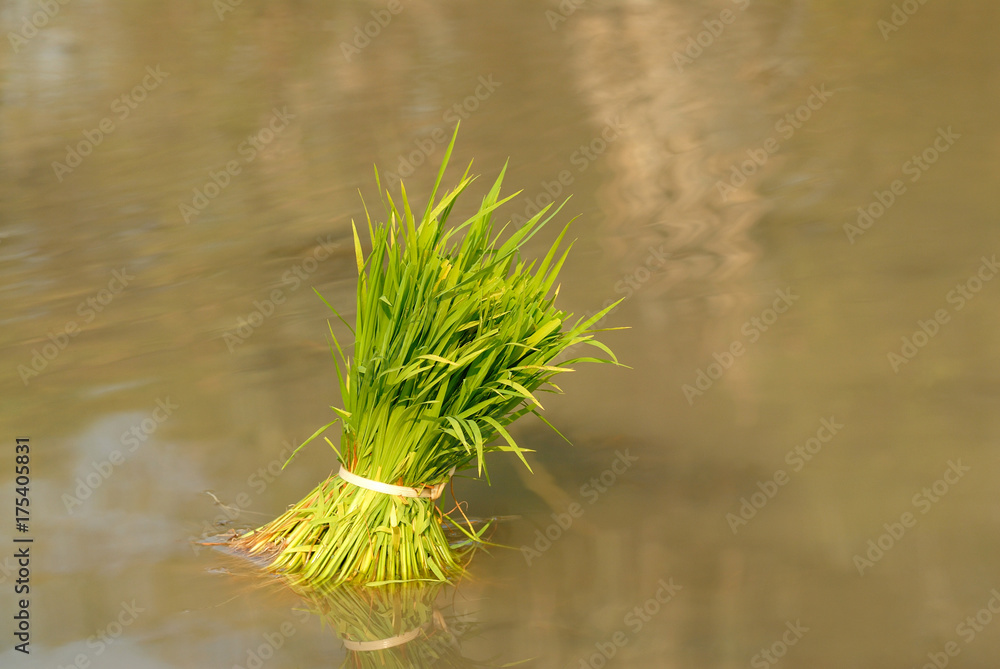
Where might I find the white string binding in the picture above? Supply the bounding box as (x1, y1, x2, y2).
(341, 609, 449, 652)
(342, 625, 423, 651)
(337, 465, 455, 500)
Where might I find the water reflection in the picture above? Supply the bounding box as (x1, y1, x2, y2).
(290, 581, 487, 669)
(199, 527, 505, 667)
(553, 1, 801, 426)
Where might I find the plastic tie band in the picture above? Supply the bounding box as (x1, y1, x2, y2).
(338, 465, 454, 500)
(342, 626, 423, 651)
(341, 610, 449, 652)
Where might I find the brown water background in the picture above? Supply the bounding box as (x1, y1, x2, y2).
(2, 1, 1000, 667)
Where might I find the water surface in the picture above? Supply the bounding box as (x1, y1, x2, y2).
(2, 1, 1000, 667)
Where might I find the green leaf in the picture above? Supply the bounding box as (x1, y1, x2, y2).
(524, 317, 561, 348)
(418, 353, 459, 367)
(482, 416, 532, 473)
(283, 418, 340, 469)
(351, 220, 365, 274)
(496, 378, 543, 409)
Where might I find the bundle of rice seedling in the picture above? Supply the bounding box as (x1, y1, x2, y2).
(232, 128, 621, 585)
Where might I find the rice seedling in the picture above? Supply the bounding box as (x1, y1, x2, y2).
(231, 126, 622, 586)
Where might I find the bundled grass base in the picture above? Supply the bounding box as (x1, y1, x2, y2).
(232, 128, 620, 586)
(235, 474, 466, 584)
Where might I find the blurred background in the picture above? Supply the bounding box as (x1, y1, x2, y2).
(2, 0, 1000, 667)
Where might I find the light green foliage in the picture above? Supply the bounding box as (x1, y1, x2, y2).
(234, 127, 621, 585)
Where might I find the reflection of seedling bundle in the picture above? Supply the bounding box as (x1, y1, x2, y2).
(232, 127, 621, 586)
(293, 582, 479, 669)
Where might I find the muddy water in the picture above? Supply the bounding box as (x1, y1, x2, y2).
(2, 0, 1000, 667)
